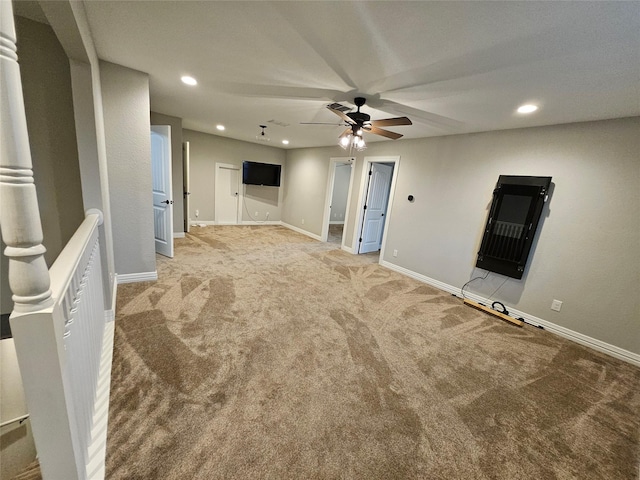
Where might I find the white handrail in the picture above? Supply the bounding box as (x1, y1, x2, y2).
(9, 211, 109, 480)
(49, 212, 101, 299)
(0, 413, 29, 429)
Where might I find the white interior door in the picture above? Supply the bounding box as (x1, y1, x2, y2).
(183, 141, 190, 233)
(359, 163, 393, 254)
(151, 125, 173, 257)
(215, 163, 240, 224)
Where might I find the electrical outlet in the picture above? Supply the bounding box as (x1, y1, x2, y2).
(255, 211, 259, 217)
(393, 249, 398, 257)
(551, 299, 563, 312)
(195, 209, 199, 218)
(266, 212, 270, 219)
(301, 219, 305, 225)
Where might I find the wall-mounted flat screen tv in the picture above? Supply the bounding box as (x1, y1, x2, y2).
(242, 161, 281, 187)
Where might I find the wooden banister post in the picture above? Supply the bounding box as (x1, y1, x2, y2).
(0, 0, 53, 313)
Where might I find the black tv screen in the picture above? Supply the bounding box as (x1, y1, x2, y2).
(242, 161, 281, 187)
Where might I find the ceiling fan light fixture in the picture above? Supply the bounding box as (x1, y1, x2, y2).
(328, 97, 409, 148)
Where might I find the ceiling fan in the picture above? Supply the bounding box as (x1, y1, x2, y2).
(303, 97, 412, 143)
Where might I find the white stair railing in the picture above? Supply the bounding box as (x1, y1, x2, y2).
(1, 2, 113, 478)
(7, 212, 113, 480)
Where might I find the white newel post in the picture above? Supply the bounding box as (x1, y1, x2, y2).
(0, 2, 82, 479)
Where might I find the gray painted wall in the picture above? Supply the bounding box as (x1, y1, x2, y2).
(283, 146, 342, 233)
(150, 112, 184, 233)
(283, 117, 640, 355)
(100, 61, 155, 277)
(0, 339, 37, 479)
(15, 16, 84, 267)
(183, 129, 285, 223)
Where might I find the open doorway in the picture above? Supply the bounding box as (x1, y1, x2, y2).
(322, 157, 355, 248)
(352, 156, 400, 259)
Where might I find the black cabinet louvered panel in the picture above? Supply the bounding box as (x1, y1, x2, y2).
(476, 176, 551, 279)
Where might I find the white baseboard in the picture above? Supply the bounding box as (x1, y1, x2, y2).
(173, 232, 185, 238)
(329, 221, 345, 225)
(381, 260, 640, 367)
(189, 221, 283, 227)
(116, 271, 158, 284)
(241, 220, 281, 226)
(104, 277, 117, 323)
(341, 244, 354, 254)
(280, 222, 322, 241)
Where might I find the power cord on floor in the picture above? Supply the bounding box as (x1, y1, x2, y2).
(460, 270, 490, 299)
(457, 271, 544, 329)
(242, 184, 267, 224)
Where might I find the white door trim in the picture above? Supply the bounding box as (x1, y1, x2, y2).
(321, 156, 355, 245)
(352, 155, 400, 261)
(215, 163, 241, 225)
(183, 141, 190, 233)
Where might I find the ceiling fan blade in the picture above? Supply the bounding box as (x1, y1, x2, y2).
(327, 106, 355, 125)
(364, 126, 403, 140)
(300, 122, 346, 125)
(338, 128, 352, 139)
(376, 99, 464, 130)
(371, 117, 412, 127)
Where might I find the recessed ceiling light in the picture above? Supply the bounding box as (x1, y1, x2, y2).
(282, 140, 289, 145)
(216, 125, 225, 131)
(181, 75, 197, 86)
(517, 104, 538, 114)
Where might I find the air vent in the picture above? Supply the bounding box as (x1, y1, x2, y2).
(327, 103, 351, 112)
(267, 119, 290, 127)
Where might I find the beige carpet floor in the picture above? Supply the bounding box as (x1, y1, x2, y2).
(328, 224, 344, 244)
(105, 225, 640, 479)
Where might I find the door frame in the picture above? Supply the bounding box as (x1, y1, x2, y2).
(183, 141, 190, 233)
(214, 162, 241, 225)
(352, 156, 400, 261)
(321, 156, 355, 248)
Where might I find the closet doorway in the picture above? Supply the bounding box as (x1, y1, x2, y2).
(321, 157, 355, 249)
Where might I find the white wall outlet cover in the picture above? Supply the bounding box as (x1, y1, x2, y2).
(551, 299, 563, 312)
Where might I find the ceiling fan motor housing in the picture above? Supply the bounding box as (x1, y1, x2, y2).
(348, 112, 371, 125)
(349, 97, 371, 125)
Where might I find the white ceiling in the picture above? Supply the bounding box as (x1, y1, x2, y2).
(79, 1, 640, 149)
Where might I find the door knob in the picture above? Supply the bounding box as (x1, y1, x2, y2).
(162, 200, 173, 204)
